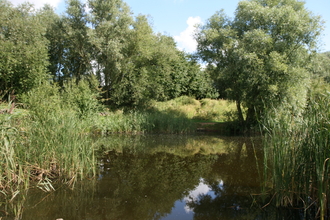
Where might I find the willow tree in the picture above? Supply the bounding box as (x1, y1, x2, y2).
(0, 1, 49, 96)
(88, 0, 133, 100)
(195, 0, 323, 126)
(41, 0, 92, 86)
(63, 0, 93, 83)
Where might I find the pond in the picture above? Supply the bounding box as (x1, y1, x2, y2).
(3, 134, 292, 219)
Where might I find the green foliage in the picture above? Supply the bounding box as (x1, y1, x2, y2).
(40, 0, 93, 86)
(20, 83, 62, 121)
(61, 77, 101, 118)
(1, 82, 99, 195)
(151, 96, 236, 122)
(95, 109, 195, 134)
(21, 78, 101, 119)
(0, 1, 49, 96)
(107, 14, 217, 107)
(63, 0, 93, 82)
(88, 0, 133, 101)
(0, 0, 218, 107)
(0, 115, 22, 192)
(310, 51, 330, 83)
(196, 0, 324, 126)
(263, 83, 330, 218)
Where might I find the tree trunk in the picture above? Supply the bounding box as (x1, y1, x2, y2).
(245, 107, 256, 127)
(236, 100, 245, 125)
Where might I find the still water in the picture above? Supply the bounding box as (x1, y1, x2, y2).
(7, 134, 277, 219)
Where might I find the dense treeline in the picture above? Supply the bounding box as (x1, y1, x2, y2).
(0, 0, 217, 107)
(196, 0, 327, 126)
(1, 0, 330, 116)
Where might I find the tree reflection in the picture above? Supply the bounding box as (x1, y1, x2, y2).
(94, 149, 218, 220)
(15, 135, 269, 220)
(186, 139, 264, 220)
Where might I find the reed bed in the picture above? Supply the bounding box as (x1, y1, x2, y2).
(263, 91, 330, 219)
(95, 110, 196, 134)
(94, 96, 236, 134)
(0, 112, 97, 197)
(0, 83, 98, 199)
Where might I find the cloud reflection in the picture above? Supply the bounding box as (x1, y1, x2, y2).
(184, 178, 223, 213)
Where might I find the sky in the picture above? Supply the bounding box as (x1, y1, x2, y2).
(7, 0, 330, 53)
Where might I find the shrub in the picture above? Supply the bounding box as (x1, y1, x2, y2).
(61, 77, 101, 118)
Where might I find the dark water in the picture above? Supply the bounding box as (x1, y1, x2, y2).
(4, 134, 286, 219)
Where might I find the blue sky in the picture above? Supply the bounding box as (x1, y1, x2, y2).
(8, 0, 330, 53)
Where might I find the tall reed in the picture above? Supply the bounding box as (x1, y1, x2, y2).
(26, 110, 97, 184)
(95, 110, 196, 134)
(0, 114, 27, 198)
(1, 82, 99, 197)
(263, 91, 330, 219)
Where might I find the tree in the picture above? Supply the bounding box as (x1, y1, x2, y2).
(41, 1, 93, 86)
(0, 1, 49, 97)
(195, 0, 323, 126)
(37, 4, 66, 84)
(63, 0, 93, 83)
(309, 51, 330, 83)
(109, 14, 156, 107)
(101, 14, 217, 107)
(88, 0, 133, 101)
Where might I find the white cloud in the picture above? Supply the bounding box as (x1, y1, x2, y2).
(8, 0, 62, 9)
(174, 16, 202, 53)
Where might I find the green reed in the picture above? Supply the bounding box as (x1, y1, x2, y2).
(0, 110, 97, 199)
(95, 110, 196, 134)
(0, 115, 27, 198)
(27, 110, 97, 183)
(263, 91, 330, 219)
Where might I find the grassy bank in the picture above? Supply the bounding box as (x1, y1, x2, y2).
(0, 86, 236, 200)
(95, 96, 236, 134)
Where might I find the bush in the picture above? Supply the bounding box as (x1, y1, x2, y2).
(21, 77, 102, 119)
(61, 77, 101, 118)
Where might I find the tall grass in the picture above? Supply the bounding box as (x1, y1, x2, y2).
(263, 90, 330, 219)
(20, 82, 98, 186)
(0, 114, 27, 198)
(93, 96, 236, 134)
(95, 110, 196, 134)
(27, 111, 97, 183)
(0, 111, 97, 195)
(149, 96, 236, 122)
(0, 82, 98, 200)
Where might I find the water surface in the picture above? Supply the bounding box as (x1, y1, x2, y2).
(7, 134, 271, 219)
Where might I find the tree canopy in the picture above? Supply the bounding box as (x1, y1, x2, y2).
(0, 0, 217, 106)
(0, 1, 49, 96)
(195, 0, 324, 126)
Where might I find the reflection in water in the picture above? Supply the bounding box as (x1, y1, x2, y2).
(1, 134, 285, 220)
(183, 178, 219, 214)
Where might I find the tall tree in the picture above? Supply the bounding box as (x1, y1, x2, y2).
(63, 0, 92, 83)
(37, 4, 66, 84)
(110, 15, 217, 107)
(195, 0, 323, 126)
(109, 15, 155, 106)
(0, 1, 49, 96)
(42, 0, 93, 86)
(88, 0, 133, 100)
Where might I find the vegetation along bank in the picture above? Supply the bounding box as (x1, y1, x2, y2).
(1, 0, 330, 218)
